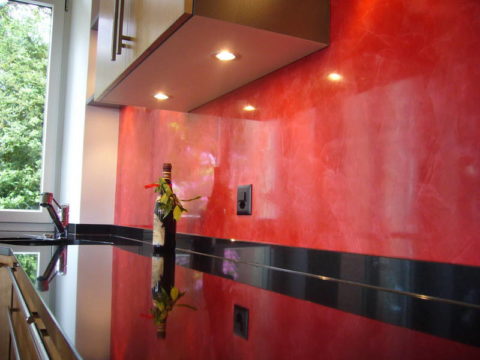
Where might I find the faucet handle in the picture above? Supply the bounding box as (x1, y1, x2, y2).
(61, 204, 69, 228)
(40, 192, 54, 207)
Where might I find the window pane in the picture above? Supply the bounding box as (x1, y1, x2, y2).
(0, 1, 52, 210)
(14, 252, 40, 283)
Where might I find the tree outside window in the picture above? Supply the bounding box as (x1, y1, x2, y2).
(0, 1, 52, 210)
(14, 252, 40, 282)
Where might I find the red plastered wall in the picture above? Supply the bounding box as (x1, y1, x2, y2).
(115, 0, 480, 267)
(112, 1, 480, 357)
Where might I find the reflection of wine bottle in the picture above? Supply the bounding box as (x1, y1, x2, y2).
(151, 253, 176, 338)
(153, 163, 176, 252)
(151, 254, 175, 294)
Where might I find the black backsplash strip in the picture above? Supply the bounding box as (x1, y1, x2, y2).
(177, 250, 480, 347)
(176, 233, 480, 308)
(2, 224, 479, 347)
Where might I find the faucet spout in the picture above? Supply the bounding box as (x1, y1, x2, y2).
(36, 245, 67, 291)
(40, 192, 69, 238)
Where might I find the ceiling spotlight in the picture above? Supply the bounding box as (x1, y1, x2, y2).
(154, 92, 169, 101)
(327, 72, 343, 81)
(215, 50, 237, 61)
(243, 105, 256, 111)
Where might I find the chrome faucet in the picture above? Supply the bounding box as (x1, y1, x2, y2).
(40, 192, 69, 239)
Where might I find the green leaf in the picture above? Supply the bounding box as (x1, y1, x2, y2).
(154, 299, 165, 309)
(160, 287, 168, 299)
(163, 201, 173, 219)
(170, 287, 179, 301)
(160, 193, 168, 204)
(173, 205, 183, 221)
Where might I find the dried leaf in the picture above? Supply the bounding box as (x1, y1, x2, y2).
(176, 304, 197, 311)
(181, 195, 202, 202)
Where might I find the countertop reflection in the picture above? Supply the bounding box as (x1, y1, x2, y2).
(1, 224, 479, 352)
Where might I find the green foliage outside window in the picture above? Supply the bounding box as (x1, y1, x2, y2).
(0, 2, 51, 209)
(15, 253, 39, 283)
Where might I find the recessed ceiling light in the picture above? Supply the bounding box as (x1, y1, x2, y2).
(243, 105, 256, 111)
(215, 50, 237, 61)
(154, 92, 169, 101)
(327, 72, 343, 81)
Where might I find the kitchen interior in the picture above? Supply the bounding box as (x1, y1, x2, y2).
(0, 0, 480, 359)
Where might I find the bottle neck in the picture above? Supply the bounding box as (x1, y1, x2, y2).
(162, 163, 172, 186)
(162, 174, 171, 187)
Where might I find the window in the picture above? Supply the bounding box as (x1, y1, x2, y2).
(14, 251, 40, 282)
(0, 0, 66, 223)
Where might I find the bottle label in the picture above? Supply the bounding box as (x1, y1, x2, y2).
(153, 196, 166, 246)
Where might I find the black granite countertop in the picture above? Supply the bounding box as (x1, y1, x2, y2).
(1, 223, 479, 348)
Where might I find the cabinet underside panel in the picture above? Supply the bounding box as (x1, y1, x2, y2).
(97, 16, 326, 112)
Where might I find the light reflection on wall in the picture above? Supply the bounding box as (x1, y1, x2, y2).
(222, 249, 240, 280)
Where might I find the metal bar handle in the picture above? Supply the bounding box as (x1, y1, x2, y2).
(7, 267, 49, 360)
(117, 0, 125, 55)
(117, 0, 134, 55)
(29, 322, 50, 360)
(6, 308, 21, 360)
(111, 0, 120, 61)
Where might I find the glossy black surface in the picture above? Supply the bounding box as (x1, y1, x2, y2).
(176, 234, 480, 309)
(176, 249, 480, 347)
(1, 224, 479, 347)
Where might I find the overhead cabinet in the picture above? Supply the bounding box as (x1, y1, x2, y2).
(95, 0, 330, 112)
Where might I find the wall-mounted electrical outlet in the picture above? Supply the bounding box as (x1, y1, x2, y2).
(233, 304, 249, 339)
(237, 185, 252, 215)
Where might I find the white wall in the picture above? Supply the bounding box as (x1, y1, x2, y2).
(59, 0, 91, 221)
(53, 0, 91, 344)
(56, 0, 118, 357)
(80, 105, 119, 224)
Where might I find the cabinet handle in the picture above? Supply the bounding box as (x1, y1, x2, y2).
(6, 308, 21, 360)
(117, 0, 133, 55)
(111, 0, 120, 61)
(28, 320, 50, 360)
(7, 267, 50, 360)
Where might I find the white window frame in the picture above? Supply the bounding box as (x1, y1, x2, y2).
(0, 0, 67, 224)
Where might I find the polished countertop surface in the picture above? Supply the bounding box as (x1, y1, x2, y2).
(1, 224, 480, 358)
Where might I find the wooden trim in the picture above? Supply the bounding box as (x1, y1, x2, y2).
(0, 255, 14, 267)
(184, 0, 193, 14)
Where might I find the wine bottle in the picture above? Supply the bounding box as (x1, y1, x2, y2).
(152, 163, 177, 252)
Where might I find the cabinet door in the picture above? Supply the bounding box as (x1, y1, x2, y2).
(129, 0, 192, 60)
(95, 0, 128, 99)
(95, 0, 190, 102)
